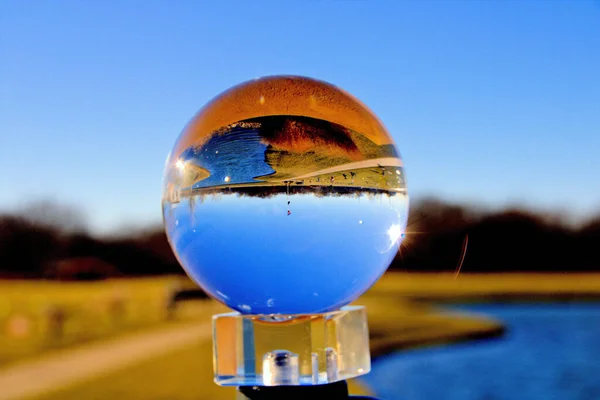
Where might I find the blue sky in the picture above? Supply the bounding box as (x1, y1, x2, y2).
(165, 192, 408, 313)
(1, 0, 599, 233)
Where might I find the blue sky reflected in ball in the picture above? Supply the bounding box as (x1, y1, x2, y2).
(164, 188, 407, 314)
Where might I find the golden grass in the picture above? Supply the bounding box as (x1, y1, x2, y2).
(31, 333, 370, 400)
(0, 277, 182, 365)
(10, 272, 600, 400)
(31, 338, 234, 400)
(371, 272, 600, 300)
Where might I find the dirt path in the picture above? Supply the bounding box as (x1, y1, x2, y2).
(0, 321, 212, 400)
(288, 157, 403, 180)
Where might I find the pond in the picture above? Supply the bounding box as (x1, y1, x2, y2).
(360, 303, 600, 400)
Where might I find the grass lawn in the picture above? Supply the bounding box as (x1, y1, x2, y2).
(9, 272, 600, 399)
(0, 276, 186, 366)
(372, 272, 600, 301)
(31, 338, 236, 400)
(29, 331, 371, 400)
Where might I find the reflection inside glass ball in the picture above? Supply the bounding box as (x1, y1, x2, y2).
(162, 76, 408, 315)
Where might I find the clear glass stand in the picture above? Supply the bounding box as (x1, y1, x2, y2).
(213, 305, 371, 387)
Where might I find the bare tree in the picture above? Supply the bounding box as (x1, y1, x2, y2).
(15, 199, 88, 234)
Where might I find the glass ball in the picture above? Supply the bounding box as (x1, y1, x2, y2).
(162, 75, 408, 315)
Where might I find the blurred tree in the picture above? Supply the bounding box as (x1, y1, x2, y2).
(0, 215, 63, 277)
(135, 228, 180, 266)
(14, 199, 88, 234)
(576, 216, 600, 270)
(462, 209, 572, 272)
(1, 197, 599, 278)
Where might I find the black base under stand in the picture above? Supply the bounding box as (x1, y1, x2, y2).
(237, 380, 379, 400)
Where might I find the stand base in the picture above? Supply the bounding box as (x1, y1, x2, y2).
(213, 306, 371, 387)
(237, 380, 379, 400)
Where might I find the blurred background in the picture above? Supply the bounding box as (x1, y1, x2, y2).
(1, 1, 599, 399)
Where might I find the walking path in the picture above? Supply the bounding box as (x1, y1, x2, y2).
(0, 321, 212, 400)
(287, 157, 403, 180)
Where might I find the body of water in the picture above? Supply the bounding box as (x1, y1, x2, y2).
(179, 127, 276, 188)
(361, 303, 600, 400)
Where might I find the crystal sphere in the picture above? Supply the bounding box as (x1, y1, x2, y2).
(162, 75, 408, 315)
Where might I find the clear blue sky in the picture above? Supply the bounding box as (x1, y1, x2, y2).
(1, 0, 599, 233)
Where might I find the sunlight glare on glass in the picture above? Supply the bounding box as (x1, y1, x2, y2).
(387, 224, 403, 249)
